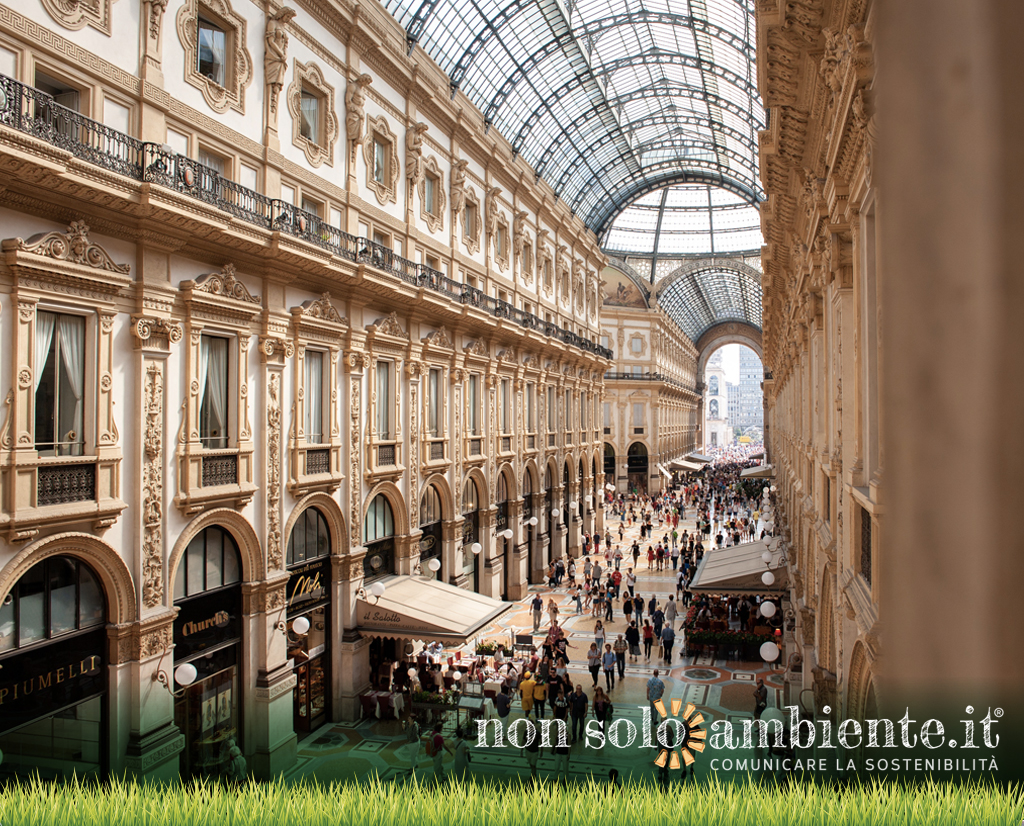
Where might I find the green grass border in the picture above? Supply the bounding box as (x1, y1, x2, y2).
(0, 775, 1020, 825)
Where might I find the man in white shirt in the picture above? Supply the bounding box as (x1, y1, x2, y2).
(625, 568, 637, 597)
(664, 595, 678, 631)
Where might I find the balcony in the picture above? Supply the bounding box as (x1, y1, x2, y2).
(0, 72, 613, 363)
(604, 371, 696, 393)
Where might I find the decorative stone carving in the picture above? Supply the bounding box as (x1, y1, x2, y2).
(299, 292, 345, 324)
(142, 364, 165, 609)
(41, 0, 112, 34)
(464, 339, 488, 357)
(176, 0, 253, 115)
(450, 159, 469, 218)
(363, 114, 401, 205)
(406, 122, 429, 189)
(147, 0, 169, 42)
(267, 372, 283, 571)
(421, 327, 454, 349)
(192, 264, 261, 305)
(498, 347, 517, 363)
(366, 311, 408, 340)
(133, 316, 183, 350)
(345, 74, 372, 162)
(417, 156, 446, 233)
(11, 221, 129, 274)
(264, 7, 296, 119)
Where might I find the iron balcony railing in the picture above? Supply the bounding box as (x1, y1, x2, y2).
(603, 371, 696, 393)
(0, 73, 612, 361)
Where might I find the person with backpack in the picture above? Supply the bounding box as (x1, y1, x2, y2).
(404, 717, 421, 777)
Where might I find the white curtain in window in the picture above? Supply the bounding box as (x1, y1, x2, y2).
(300, 94, 319, 142)
(207, 338, 227, 439)
(198, 336, 211, 419)
(57, 315, 85, 437)
(305, 352, 323, 443)
(209, 30, 226, 86)
(35, 312, 56, 392)
(376, 362, 390, 439)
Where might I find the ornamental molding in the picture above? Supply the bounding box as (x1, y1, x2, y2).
(3, 220, 129, 275)
(366, 311, 408, 340)
(286, 59, 339, 168)
(175, 0, 253, 115)
(417, 154, 447, 233)
(133, 316, 183, 350)
(180, 264, 263, 327)
(421, 326, 454, 350)
(464, 339, 488, 358)
(41, 0, 112, 34)
(141, 363, 165, 609)
(363, 113, 400, 205)
(188, 264, 261, 305)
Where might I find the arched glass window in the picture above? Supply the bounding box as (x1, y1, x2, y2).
(364, 495, 394, 543)
(0, 556, 105, 651)
(496, 473, 508, 503)
(604, 443, 616, 479)
(420, 485, 442, 526)
(709, 375, 719, 395)
(709, 399, 720, 418)
(174, 527, 242, 600)
(462, 479, 479, 514)
(287, 507, 330, 567)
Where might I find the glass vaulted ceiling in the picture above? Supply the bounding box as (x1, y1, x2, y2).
(387, 0, 764, 237)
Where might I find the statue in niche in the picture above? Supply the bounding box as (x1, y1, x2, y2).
(264, 8, 296, 117)
(346, 74, 372, 158)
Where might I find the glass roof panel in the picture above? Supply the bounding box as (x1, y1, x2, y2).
(385, 0, 761, 234)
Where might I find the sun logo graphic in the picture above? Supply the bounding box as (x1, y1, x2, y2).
(652, 698, 707, 770)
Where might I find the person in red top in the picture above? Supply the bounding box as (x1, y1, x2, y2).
(611, 569, 622, 600)
(642, 619, 655, 661)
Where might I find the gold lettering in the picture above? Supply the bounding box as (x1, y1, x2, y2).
(55, 667, 65, 684)
(0, 687, 7, 705)
(38, 672, 52, 689)
(68, 661, 78, 679)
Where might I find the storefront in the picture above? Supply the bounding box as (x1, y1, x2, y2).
(363, 494, 396, 583)
(496, 473, 510, 599)
(172, 526, 243, 780)
(0, 556, 107, 781)
(285, 507, 331, 736)
(418, 485, 442, 571)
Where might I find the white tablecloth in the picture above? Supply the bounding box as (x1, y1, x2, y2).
(372, 692, 405, 719)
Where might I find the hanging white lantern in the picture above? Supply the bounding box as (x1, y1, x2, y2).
(427, 558, 441, 572)
(471, 542, 482, 555)
(452, 670, 463, 681)
(761, 551, 773, 564)
(761, 571, 775, 586)
(370, 581, 387, 597)
(407, 667, 418, 678)
(174, 663, 198, 687)
(759, 601, 777, 618)
(292, 616, 311, 636)
(528, 516, 539, 527)
(760, 641, 780, 662)
(501, 529, 514, 540)
(551, 508, 560, 517)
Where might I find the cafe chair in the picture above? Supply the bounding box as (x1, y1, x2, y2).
(359, 693, 379, 719)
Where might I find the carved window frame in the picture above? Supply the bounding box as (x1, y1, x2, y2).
(288, 294, 347, 496)
(287, 60, 338, 169)
(363, 114, 400, 206)
(175, 266, 261, 515)
(628, 332, 648, 357)
(365, 313, 408, 481)
(521, 240, 534, 284)
(176, 0, 253, 115)
(493, 214, 511, 272)
(420, 328, 454, 468)
(418, 156, 446, 233)
(0, 223, 129, 540)
(462, 188, 481, 255)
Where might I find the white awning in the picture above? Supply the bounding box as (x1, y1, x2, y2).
(688, 540, 789, 595)
(658, 464, 672, 479)
(356, 575, 513, 645)
(749, 452, 765, 460)
(740, 464, 775, 479)
(669, 459, 704, 472)
(685, 452, 712, 463)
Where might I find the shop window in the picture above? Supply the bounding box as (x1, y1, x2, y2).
(363, 494, 395, 582)
(0, 557, 105, 652)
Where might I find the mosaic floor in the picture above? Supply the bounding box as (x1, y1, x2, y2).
(283, 501, 788, 786)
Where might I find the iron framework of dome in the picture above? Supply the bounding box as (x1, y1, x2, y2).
(387, 0, 764, 236)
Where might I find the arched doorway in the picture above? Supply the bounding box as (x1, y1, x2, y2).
(604, 443, 616, 489)
(172, 526, 244, 781)
(285, 507, 331, 736)
(0, 556, 108, 781)
(418, 484, 443, 574)
(562, 461, 571, 558)
(544, 465, 556, 574)
(363, 494, 396, 582)
(627, 442, 649, 494)
(496, 471, 511, 600)
(461, 479, 481, 592)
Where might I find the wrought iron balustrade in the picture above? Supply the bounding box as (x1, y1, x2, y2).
(0, 72, 615, 361)
(201, 453, 239, 486)
(37, 462, 96, 507)
(305, 448, 330, 475)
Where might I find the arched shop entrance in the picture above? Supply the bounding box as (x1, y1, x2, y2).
(0, 556, 107, 781)
(363, 494, 396, 583)
(418, 484, 443, 575)
(461, 479, 481, 592)
(172, 526, 244, 781)
(285, 507, 331, 736)
(496, 471, 511, 600)
(562, 461, 571, 558)
(627, 442, 649, 494)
